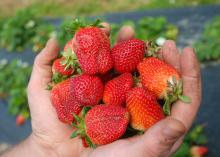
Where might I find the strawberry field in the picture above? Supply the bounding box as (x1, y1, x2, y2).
(0, 3, 220, 157)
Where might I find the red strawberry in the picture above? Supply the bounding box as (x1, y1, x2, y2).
(126, 87, 164, 131)
(71, 75, 103, 106)
(16, 114, 25, 126)
(52, 57, 74, 76)
(81, 137, 89, 148)
(64, 39, 74, 52)
(71, 105, 129, 147)
(111, 38, 146, 73)
(137, 57, 190, 115)
(191, 146, 208, 157)
(51, 78, 82, 123)
(72, 21, 113, 75)
(103, 73, 133, 106)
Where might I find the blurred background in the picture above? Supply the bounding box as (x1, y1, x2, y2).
(0, 0, 220, 156)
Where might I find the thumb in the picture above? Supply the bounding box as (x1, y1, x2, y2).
(135, 117, 185, 157)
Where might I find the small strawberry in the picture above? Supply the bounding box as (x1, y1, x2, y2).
(51, 78, 82, 123)
(137, 57, 190, 115)
(81, 137, 89, 148)
(52, 57, 74, 76)
(126, 87, 164, 131)
(71, 74, 104, 106)
(64, 39, 74, 52)
(103, 73, 133, 106)
(70, 19, 113, 75)
(111, 38, 146, 73)
(16, 114, 26, 126)
(191, 146, 208, 157)
(71, 105, 129, 147)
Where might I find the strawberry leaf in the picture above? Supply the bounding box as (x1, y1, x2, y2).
(70, 130, 80, 138)
(178, 95, 191, 103)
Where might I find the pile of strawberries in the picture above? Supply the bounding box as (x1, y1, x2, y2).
(50, 19, 190, 148)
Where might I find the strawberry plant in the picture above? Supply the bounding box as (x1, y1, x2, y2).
(110, 16, 178, 45)
(0, 59, 32, 119)
(172, 125, 208, 157)
(195, 15, 220, 62)
(32, 23, 56, 52)
(0, 9, 40, 52)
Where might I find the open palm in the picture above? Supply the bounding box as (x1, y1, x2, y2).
(27, 23, 201, 157)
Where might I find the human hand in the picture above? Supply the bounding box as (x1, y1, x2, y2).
(27, 23, 201, 157)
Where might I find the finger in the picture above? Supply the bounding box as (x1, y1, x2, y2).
(100, 22, 111, 37)
(161, 40, 180, 71)
(167, 136, 184, 157)
(171, 47, 201, 130)
(29, 38, 59, 89)
(134, 117, 185, 157)
(116, 25, 135, 44)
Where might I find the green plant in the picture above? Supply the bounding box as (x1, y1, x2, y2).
(195, 15, 220, 62)
(110, 16, 178, 45)
(172, 125, 208, 157)
(32, 23, 56, 52)
(0, 9, 40, 52)
(0, 59, 32, 118)
(57, 18, 74, 48)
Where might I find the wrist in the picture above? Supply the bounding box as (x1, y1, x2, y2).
(28, 133, 58, 157)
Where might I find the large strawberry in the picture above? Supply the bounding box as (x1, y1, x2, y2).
(71, 74, 103, 106)
(71, 105, 129, 147)
(103, 73, 133, 106)
(111, 38, 146, 73)
(126, 87, 164, 131)
(70, 20, 113, 75)
(137, 57, 190, 115)
(51, 78, 82, 123)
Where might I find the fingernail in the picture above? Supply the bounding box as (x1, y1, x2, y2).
(162, 119, 185, 140)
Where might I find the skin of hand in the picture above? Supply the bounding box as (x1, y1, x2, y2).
(1, 23, 201, 157)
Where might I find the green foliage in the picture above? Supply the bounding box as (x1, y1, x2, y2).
(194, 15, 220, 62)
(0, 59, 32, 118)
(172, 125, 208, 157)
(0, 9, 40, 52)
(32, 23, 56, 52)
(57, 19, 74, 48)
(110, 16, 178, 45)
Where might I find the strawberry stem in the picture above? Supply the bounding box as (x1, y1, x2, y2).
(163, 76, 191, 115)
(146, 41, 161, 58)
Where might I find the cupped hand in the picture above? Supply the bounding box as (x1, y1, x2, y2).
(27, 23, 201, 157)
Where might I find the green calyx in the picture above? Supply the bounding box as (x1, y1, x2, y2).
(61, 48, 78, 69)
(52, 72, 68, 84)
(66, 18, 103, 35)
(146, 41, 162, 58)
(163, 76, 191, 116)
(70, 107, 96, 148)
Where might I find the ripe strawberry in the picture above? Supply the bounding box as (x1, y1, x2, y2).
(51, 78, 82, 123)
(71, 105, 129, 147)
(103, 73, 133, 106)
(126, 87, 164, 131)
(16, 114, 26, 126)
(71, 20, 113, 75)
(52, 57, 74, 76)
(64, 39, 74, 52)
(81, 137, 89, 148)
(71, 74, 103, 106)
(191, 146, 208, 157)
(137, 57, 190, 115)
(111, 38, 146, 73)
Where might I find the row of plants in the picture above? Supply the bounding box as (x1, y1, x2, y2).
(0, 59, 31, 120)
(0, 8, 178, 53)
